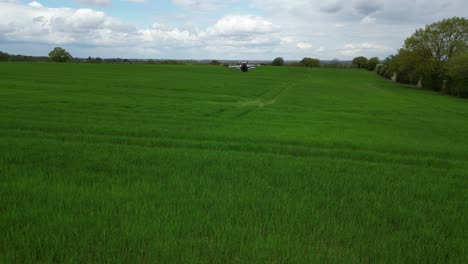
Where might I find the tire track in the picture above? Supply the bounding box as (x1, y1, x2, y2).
(232, 82, 295, 119)
(0, 127, 464, 169)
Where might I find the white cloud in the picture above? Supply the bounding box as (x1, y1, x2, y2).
(297, 42, 312, 49)
(207, 15, 276, 36)
(316, 46, 325, 53)
(361, 16, 376, 24)
(170, 0, 231, 11)
(0, 2, 136, 45)
(0, 2, 284, 59)
(340, 42, 391, 56)
(140, 25, 199, 45)
(280, 37, 294, 45)
(28, 1, 43, 8)
(1, 0, 468, 59)
(74, 0, 112, 6)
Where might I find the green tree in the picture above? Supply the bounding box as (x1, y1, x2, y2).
(381, 56, 397, 79)
(403, 17, 468, 90)
(352, 56, 368, 68)
(366, 57, 380, 71)
(389, 48, 431, 85)
(49, 47, 72, 62)
(0, 51, 9, 61)
(87, 57, 103, 63)
(272, 57, 285, 66)
(300, 57, 320, 67)
(446, 53, 468, 97)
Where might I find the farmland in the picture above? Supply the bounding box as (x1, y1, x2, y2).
(0, 62, 467, 262)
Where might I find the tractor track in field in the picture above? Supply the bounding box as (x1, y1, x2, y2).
(238, 81, 293, 107)
(1, 126, 465, 170)
(203, 81, 295, 119)
(1, 124, 464, 162)
(232, 82, 295, 119)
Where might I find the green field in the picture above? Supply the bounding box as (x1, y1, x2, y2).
(1, 62, 467, 262)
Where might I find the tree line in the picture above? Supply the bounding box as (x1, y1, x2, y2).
(1, 48, 78, 63)
(1, 48, 194, 65)
(376, 17, 467, 98)
(351, 56, 380, 71)
(271, 57, 354, 68)
(0, 51, 49, 62)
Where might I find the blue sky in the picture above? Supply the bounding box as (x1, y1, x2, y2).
(0, 0, 466, 59)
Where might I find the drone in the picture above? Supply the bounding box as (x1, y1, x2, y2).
(228, 62, 259, 72)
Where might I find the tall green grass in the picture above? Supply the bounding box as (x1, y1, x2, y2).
(0, 63, 467, 262)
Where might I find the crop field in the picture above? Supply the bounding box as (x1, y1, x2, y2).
(0, 62, 467, 262)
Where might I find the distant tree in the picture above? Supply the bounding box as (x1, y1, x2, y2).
(209, 60, 221, 65)
(49, 47, 72, 62)
(272, 57, 285, 66)
(163, 60, 184, 65)
(366, 57, 380, 71)
(328, 58, 342, 68)
(8, 54, 34, 62)
(321, 58, 351, 68)
(86, 56, 103, 63)
(300, 57, 320, 67)
(352, 56, 368, 68)
(0, 51, 9, 61)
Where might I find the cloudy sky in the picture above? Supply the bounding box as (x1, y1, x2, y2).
(0, 0, 466, 60)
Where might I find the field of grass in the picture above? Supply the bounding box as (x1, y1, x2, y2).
(0, 62, 467, 262)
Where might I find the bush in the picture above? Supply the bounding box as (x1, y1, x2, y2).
(367, 57, 380, 71)
(446, 53, 468, 98)
(86, 57, 103, 63)
(376, 64, 385, 75)
(352, 56, 368, 68)
(383, 70, 393, 79)
(300, 57, 320, 67)
(272, 57, 285, 66)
